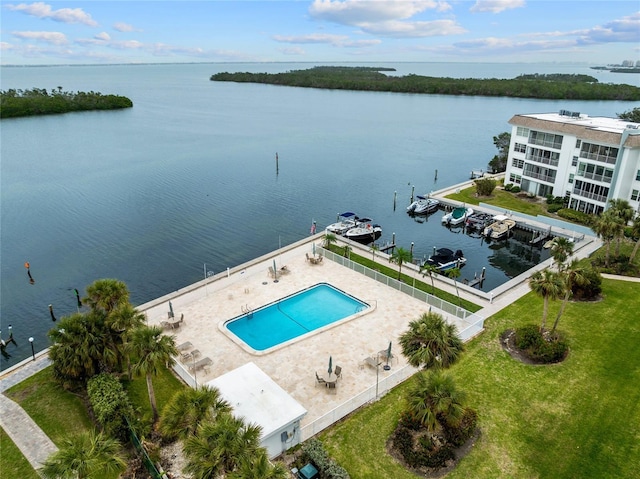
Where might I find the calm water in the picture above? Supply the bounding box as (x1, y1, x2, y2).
(226, 283, 368, 351)
(1, 62, 636, 367)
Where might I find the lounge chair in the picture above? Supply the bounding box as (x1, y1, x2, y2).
(315, 372, 326, 387)
(362, 356, 380, 369)
(160, 321, 171, 330)
(189, 356, 213, 373)
(176, 341, 193, 351)
(334, 365, 342, 379)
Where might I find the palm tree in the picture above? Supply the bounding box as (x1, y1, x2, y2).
(343, 244, 351, 259)
(608, 199, 635, 256)
(406, 370, 466, 432)
(127, 325, 177, 423)
(445, 267, 462, 306)
(370, 243, 379, 262)
(550, 237, 574, 270)
(228, 450, 288, 479)
(41, 430, 126, 479)
(390, 246, 413, 280)
(48, 310, 117, 386)
(83, 278, 130, 314)
(528, 269, 565, 331)
(551, 259, 588, 334)
(184, 414, 263, 478)
(107, 303, 146, 374)
(399, 311, 464, 370)
(159, 385, 231, 441)
(593, 211, 623, 267)
(629, 213, 640, 263)
(323, 232, 337, 251)
(420, 263, 439, 294)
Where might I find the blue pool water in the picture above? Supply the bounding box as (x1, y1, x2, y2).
(225, 283, 369, 351)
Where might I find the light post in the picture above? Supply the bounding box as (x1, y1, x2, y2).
(29, 337, 35, 361)
(193, 354, 197, 388)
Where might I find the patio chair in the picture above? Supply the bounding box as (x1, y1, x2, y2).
(160, 321, 171, 330)
(315, 372, 326, 387)
(334, 365, 342, 379)
(326, 381, 337, 394)
(362, 356, 379, 370)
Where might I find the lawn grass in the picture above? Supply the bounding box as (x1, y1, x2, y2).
(445, 186, 552, 217)
(320, 278, 640, 478)
(3, 364, 185, 478)
(4, 367, 93, 446)
(123, 365, 186, 421)
(0, 427, 40, 479)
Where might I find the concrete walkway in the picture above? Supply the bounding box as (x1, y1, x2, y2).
(0, 353, 57, 470)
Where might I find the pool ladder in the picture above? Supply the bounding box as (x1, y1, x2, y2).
(241, 304, 253, 319)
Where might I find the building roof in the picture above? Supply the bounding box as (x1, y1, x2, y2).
(509, 113, 640, 148)
(207, 362, 307, 438)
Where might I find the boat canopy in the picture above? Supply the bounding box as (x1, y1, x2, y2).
(416, 195, 426, 200)
(492, 214, 509, 221)
(338, 212, 356, 218)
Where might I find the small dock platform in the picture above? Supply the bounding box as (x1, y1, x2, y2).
(470, 169, 485, 179)
(378, 243, 396, 253)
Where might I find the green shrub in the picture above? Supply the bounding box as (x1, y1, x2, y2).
(87, 373, 134, 440)
(442, 408, 478, 447)
(557, 208, 592, 225)
(514, 324, 542, 350)
(571, 267, 602, 300)
(391, 420, 456, 470)
(302, 438, 350, 479)
(513, 325, 569, 364)
(511, 186, 521, 193)
(504, 183, 514, 192)
(547, 203, 563, 214)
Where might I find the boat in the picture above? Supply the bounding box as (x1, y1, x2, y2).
(483, 214, 517, 239)
(344, 219, 382, 244)
(407, 195, 440, 215)
(464, 212, 494, 231)
(422, 248, 466, 271)
(543, 237, 559, 249)
(441, 206, 474, 226)
(326, 212, 358, 235)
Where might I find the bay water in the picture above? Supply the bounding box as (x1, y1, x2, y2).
(1, 62, 636, 367)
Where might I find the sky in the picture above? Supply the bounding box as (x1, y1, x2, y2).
(1, 1, 639, 65)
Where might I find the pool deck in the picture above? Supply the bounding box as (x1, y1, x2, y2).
(138, 228, 602, 436)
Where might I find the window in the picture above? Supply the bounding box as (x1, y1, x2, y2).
(509, 173, 522, 184)
(514, 142, 526, 154)
(632, 190, 640, 201)
(512, 158, 524, 168)
(572, 156, 578, 166)
(576, 139, 581, 148)
(579, 142, 618, 164)
(516, 127, 529, 137)
(636, 170, 640, 181)
(569, 174, 574, 184)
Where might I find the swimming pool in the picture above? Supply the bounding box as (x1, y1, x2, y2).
(224, 283, 369, 352)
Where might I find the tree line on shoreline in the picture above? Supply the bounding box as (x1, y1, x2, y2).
(210, 67, 640, 101)
(0, 87, 133, 118)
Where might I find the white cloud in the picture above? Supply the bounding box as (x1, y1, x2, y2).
(1, 42, 15, 51)
(113, 22, 140, 33)
(278, 46, 306, 56)
(309, 0, 449, 25)
(577, 12, 640, 44)
(95, 32, 111, 42)
(12, 30, 68, 45)
(273, 33, 350, 44)
(360, 19, 466, 37)
(470, 0, 525, 14)
(6, 2, 98, 27)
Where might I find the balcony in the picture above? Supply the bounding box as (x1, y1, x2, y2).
(525, 153, 559, 167)
(523, 169, 556, 184)
(579, 152, 617, 165)
(576, 171, 612, 183)
(572, 187, 608, 203)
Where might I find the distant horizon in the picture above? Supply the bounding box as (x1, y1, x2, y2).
(1, 59, 634, 68)
(1, 1, 638, 66)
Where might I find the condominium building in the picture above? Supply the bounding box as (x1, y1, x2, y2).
(504, 111, 640, 215)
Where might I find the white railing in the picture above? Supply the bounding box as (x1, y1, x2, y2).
(300, 364, 418, 440)
(321, 249, 484, 342)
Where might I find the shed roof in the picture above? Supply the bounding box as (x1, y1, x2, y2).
(207, 362, 307, 438)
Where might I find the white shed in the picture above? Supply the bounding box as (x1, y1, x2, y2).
(207, 362, 307, 459)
